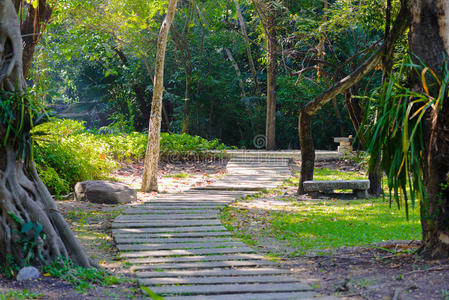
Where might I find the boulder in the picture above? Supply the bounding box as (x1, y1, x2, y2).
(17, 266, 40, 281)
(74, 180, 137, 204)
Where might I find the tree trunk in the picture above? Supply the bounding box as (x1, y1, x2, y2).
(234, 0, 260, 95)
(224, 47, 246, 97)
(142, 0, 179, 192)
(298, 110, 315, 193)
(171, 26, 192, 134)
(266, 28, 277, 150)
(21, 0, 52, 78)
(0, 0, 92, 268)
(253, 0, 277, 150)
(408, 0, 449, 258)
(182, 78, 191, 134)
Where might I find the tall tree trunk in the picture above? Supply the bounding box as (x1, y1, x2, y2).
(182, 77, 191, 133)
(142, 0, 179, 192)
(253, 0, 277, 150)
(266, 28, 277, 150)
(224, 47, 246, 97)
(234, 0, 260, 95)
(408, 0, 449, 258)
(171, 27, 192, 134)
(0, 0, 92, 268)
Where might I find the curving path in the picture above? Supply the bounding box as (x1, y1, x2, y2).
(113, 157, 338, 300)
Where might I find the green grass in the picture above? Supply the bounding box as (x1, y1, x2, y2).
(163, 173, 190, 179)
(223, 167, 421, 256)
(0, 289, 43, 299)
(269, 198, 420, 255)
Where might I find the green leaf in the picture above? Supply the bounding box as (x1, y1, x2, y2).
(8, 212, 23, 226)
(21, 221, 34, 234)
(141, 286, 164, 300)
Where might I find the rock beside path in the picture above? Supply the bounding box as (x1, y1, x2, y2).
(75, 180, 137, 204)
(17, 266, 40, 281)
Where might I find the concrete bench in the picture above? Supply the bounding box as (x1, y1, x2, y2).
(334, 136, 353, 153)
(303, 180, 370, 198)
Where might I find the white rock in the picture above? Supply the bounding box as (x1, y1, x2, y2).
(17, 266, 40, 281)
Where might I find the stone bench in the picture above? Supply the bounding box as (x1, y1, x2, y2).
(334, 136, 353, 153)
(303, 180, 370, 198)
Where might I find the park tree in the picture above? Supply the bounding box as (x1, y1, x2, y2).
(252, 0, 278, 150)
(0, 0, 92, 268)
(297, 1, 409, 193)
(142, 0, 179, 192)
(296, 0, 449, 258)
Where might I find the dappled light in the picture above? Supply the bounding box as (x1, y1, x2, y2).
(1, 0, 449, 298)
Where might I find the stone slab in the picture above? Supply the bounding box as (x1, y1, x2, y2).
(132, 260, 275, 271)
(115, 237, 236, 244)
(112, 219, 222, 228)
(118, 241, 246, 251)
(139, 204, 225, 208)
(115, 214, 218, 222)
(123, 209, 218, 215)
(303, 180, 369, 191)
(136, 267, 290, 278)
(121, 247, 255, 258)
(149, 283, 313, 295)
(113, 231, 232, 238)
(126, 254, 268, 264)
(164, 292, 332, 300)
(139, 275, 297, 285)
(112, 226, 228, 234)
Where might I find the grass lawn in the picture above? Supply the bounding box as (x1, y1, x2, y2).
(221, 167, 421, 256)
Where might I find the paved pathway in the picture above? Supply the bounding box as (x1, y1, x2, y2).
(113, 158, 338, 300)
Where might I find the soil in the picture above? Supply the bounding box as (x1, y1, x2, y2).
(0, 160, 226, 299)
(286, 242, 449, 300)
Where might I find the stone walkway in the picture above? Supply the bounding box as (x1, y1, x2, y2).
(113, 158, 338, 300)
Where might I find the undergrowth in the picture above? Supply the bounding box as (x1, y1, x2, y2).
(32, 118, 232, 197)
(42, 257, 127, 293)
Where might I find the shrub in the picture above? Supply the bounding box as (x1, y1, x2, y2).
(33, 119, 116, 196)
(33, 119, 233, 196)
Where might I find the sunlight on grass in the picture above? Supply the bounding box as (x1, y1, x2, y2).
(270, 198, 421, 254)
(224, 167, 421, 256)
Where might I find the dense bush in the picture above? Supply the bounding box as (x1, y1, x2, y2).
(33, 119, 232, 196)
(33, 119, 116, 196)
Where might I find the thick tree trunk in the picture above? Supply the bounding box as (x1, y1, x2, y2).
(408, 0, 449, 258)
(0, 0, 91, 268)
(142, 0, 179, 192)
